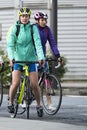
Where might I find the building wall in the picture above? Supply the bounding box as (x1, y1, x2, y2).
(58, 0, 87, 6)
(0, 0, 19, 49)
(58, 5, 87, 81)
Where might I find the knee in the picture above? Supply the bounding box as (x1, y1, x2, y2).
(12, 82, 19, 88)
(31, 82, 38, 89)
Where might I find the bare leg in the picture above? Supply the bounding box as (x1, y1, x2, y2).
(30, 71, 43, 117)
(44, 78, 51, 106)
(46, 94, 51, 106)
(9, 70, 21, 104)
(29, 72, 41, 107)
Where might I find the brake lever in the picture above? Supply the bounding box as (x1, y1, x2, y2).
(55, 62, 61, 69)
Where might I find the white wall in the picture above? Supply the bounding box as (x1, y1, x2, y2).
(0, 0, 19, 49)
(58, 1, 87, 81)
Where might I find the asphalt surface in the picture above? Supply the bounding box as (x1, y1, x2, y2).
(0, 95, 87, 130)
(0, 117, 87, 130)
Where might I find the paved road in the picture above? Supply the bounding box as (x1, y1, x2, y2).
(0, 95, 87, 130)
(0, 117, 87, 130)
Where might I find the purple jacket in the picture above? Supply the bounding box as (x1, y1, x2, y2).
(36, 23, 60, 58)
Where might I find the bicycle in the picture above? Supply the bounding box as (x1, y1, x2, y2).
(0, 62, 4, 106)
(38, 58, 62, 115)
(9, 61, 38, 119)
(9, 59, 62, 118)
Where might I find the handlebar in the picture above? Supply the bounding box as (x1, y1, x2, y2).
(4, 57, 62, 70)
(13, 61, 39, 64)
(46, 58, 62, 69)
(14, 58, 61, 69)
(45, 58, 57, 62)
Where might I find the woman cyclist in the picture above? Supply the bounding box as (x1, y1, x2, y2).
(34, 12, 62, 110)
(7, 7, 45, 117)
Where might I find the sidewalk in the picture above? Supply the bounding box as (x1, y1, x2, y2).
(0, 117, 87, 130)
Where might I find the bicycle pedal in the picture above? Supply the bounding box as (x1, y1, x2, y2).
(47, 92, 55, 96)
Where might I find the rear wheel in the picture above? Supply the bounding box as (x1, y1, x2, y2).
(41, 74, 62, 115)
(0, 81, 3, 106)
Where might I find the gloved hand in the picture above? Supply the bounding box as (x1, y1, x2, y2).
(38, 60, 45, 68)
(57, 57, 64, 65)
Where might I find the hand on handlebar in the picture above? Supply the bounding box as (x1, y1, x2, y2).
(57, 57, 64, 65)
(9, 60, 14, 67)
(54, 56, 64, 69)
(38, 60, 45, 68)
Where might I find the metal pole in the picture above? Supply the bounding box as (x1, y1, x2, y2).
(51, 0, 58, 74)
(51, 0, 57, 43)
(19, 0, 23, 8)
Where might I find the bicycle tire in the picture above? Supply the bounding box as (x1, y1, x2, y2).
(0, 81, 3, 106)
(15, 76, 26, 115)
(25, 77, 30, 119)
(10, 80, 26, 118)
(10, 91, 19, 118)
(41, 73, 62, 115)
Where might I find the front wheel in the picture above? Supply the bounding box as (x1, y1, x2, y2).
(0, 81, 3, 106)
(10, 78, 26, 118)
(10, 91, 19, 118)
(41, 74, 62, 115)
(25, 77, 30, 119)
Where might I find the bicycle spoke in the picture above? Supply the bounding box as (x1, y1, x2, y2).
(41, 74, 62, 115)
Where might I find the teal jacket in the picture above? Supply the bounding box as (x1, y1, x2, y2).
(7, 22, 45, 62)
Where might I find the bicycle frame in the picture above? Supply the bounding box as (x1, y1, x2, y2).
(10, 61, 37, 119)
(18, 66, 29, 104)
